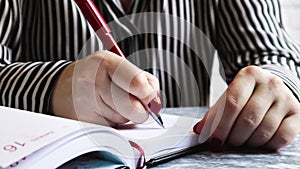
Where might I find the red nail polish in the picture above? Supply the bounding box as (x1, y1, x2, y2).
(148, 102, 152, 108)
(193, 121, 204, 134)
(209, 137, 223, 152)
(193, 123, 200, 134)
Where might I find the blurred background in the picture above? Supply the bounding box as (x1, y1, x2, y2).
(282, 0, 300, 43)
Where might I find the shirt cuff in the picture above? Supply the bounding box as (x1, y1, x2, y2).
(260, 64, 300, 102)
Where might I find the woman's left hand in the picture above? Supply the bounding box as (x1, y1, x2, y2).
(193, 66, 300, 150)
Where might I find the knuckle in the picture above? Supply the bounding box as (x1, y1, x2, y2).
(240, 115, 259, 129)
(131, 74, 145, 89)
(95, 51, 120, 72)
(266, 76, 283, 90)
(275, 134, 293, 147)
(131, 73, 150, 98)
(225, 94, 241, 113)
(284, 94, 296, 105)
(255, 130, 273, 142)
(240, 66, 259, 77)
(87, 51, 112, 73)
(99, 54, 113, 69)
(90, 51, 106, 61)
(94, 50, 109, 58)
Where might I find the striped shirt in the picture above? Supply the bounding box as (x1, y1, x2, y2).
(1, 0, 300, 114)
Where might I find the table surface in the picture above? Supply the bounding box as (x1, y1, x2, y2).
(153, 107, 300, 169)
(61, 107, 300, 169)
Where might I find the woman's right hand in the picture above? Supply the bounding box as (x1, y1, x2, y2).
(51, 51, 160, 126)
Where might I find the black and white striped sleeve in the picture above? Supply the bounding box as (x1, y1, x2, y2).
(0, 0, 15, 67)
(0, 0, 71, 114)
(217, 0, 300, 100)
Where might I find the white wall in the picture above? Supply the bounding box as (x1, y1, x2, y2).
(281, 0, 300, 43)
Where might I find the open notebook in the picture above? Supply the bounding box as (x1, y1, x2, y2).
(0, 106, 203, 169)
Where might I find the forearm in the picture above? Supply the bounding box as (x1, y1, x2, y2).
(0, 60, 71, 114)
(217, 0, 300, 100)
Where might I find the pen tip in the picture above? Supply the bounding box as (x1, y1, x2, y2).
(148, 111, 164, 128)
(157, 116, 164, 128)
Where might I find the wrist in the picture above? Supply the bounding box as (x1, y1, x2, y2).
(50, 63, 77, 119)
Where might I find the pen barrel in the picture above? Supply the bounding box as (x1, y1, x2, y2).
(74, 0, 111, 33)
(96, 30, 126, 58)
(74, 0, 126, 58)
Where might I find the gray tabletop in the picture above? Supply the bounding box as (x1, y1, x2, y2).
(153, 107, 300, 169)
(60, 107, 300, 169)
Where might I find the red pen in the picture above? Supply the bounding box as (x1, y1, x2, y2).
(74, 0, 125, 57)
(74, 0, 164, 128)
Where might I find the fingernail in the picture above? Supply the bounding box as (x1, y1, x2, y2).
(193, 121, 204, 134)
(209, 137, 223, 152)
(148, 93, 162, 114)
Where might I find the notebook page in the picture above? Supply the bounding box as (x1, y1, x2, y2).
(117, 114, 200, 160)
(0, 106, 83, 168)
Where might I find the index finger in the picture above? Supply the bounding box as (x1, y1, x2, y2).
(106, 54, 160, 106)
(208, 67, 257, 149)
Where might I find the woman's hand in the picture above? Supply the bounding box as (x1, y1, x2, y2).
(194, 66, 300, 150)
(51, 51, 160, 126)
